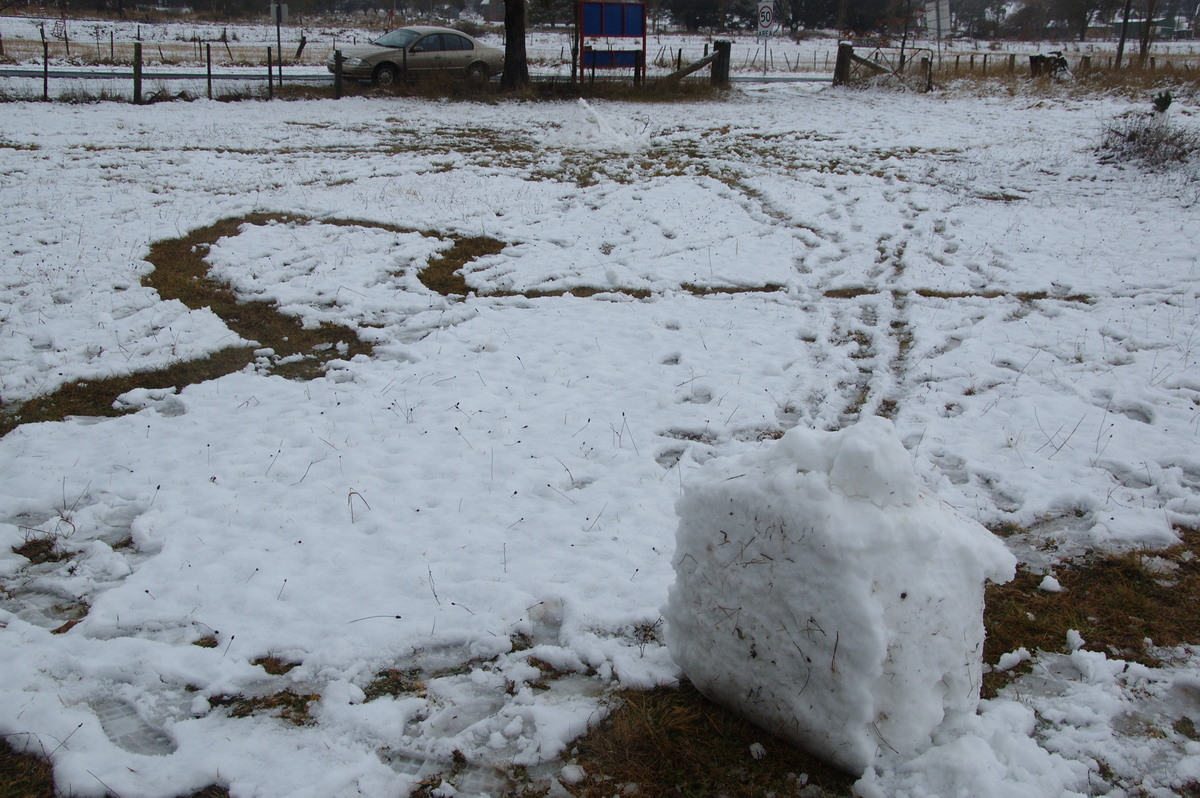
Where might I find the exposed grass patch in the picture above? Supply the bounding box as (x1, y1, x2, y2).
(363, 668, 426, 701)
(144, 213, 375, 378)
(571, 681, 856, 797)
(0, 346, 259, 438)
(252, 655, 300, 676)
(0, 138, 38, 151)
(982, 525, 1200, 697)
(419, 235, 508, 296)
(0, 737, 55, 798)
(0, 214, 446, 437)
(680, 282, 786, 295)
(10, 535, 68, 565)
(210, 690, 320, 725)
(823, 286, 875, 299)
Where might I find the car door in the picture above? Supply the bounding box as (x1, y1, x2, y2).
(441, 33, 474, 72)
(408, 33, 445, 74)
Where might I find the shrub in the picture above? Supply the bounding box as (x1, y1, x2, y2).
(1098, 110, 1200, 172)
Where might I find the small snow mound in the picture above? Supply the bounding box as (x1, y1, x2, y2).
(664, 417, 1016, 775)
(1039, 574, 1063, 592)
(996, 648, 1032, 671)
(560, 764, 586, 785)
(548, 99, 649, 152)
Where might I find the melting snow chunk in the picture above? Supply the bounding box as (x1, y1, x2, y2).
(663, 416, 1016, 775)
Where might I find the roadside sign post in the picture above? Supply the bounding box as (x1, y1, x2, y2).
(757, 1, 774, 75)
(269, 4, 288, 86)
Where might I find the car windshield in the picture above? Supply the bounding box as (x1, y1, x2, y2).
(372, 29, 420, 49)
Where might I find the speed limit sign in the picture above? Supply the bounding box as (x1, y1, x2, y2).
(757, 2, 775, 37)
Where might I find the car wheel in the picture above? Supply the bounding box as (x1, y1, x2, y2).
(373, 63, 400, 87)
(466, 63, 489, 85)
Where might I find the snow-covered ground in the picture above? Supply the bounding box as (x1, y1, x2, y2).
(1, 76, 1199, 797)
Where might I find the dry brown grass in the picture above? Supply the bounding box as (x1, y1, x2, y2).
(571, 682, 857, 797)
(363, 668, 427, 701)
(0, 737, 55, 798)
(252, 655, 300, 676)
(210, 690, 321, 725)
(10, 535, 68, 565)
(419, 235, 507, 296)
(982, 525, 1200, 696)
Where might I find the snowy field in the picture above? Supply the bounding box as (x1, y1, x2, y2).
(1, 78, 1200, 797)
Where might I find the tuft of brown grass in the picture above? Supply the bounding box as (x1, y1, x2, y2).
(210, 690, 320, 726)
(252, 655, 300, 676)
(571, 682, 856, 797)
(983, 526, 1200, 697)
(363, 668, 426, 701)
(0, 737, 55, 798)
(10, 536, 67, 565)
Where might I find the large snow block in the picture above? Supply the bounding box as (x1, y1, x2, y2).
(663, 417, 1015, 775)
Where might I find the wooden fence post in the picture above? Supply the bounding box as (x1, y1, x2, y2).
(712, 40, 731, 87)
(969, 53, 975, 71)
(206, 43, 212, 99)
(42, 39, 49, 101)
(982, 53, 988, 75)
(1008, 53, 1016, 73)
(1080, 55, 1090, 73)
(133, 42, 142, 104)
(833, 42, 852, 86)
(333, 49, 343, 99)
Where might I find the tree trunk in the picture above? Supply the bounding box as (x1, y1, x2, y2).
(1115, 0, 1133, 67)
(502, 0, 530, 90)
(1139, 0, 1159, 63)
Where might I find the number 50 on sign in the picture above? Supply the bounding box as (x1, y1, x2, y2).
(757, 2, 775, 37)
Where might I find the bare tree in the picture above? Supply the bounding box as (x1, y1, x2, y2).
(1115, 0, 1133, 65)
(1138, 0, 1161, 62)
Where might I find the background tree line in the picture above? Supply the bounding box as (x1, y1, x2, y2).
(9, 0, 1195, 40)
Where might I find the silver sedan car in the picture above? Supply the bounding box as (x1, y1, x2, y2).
(326, 26, 504, 86)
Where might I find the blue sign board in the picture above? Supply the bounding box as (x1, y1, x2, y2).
(580, 1, 644, 37)
(578, 1, 647, 75)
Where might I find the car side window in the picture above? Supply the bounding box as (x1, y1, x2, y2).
(446, 34, 472, 51)
(415, 34, 444, 52)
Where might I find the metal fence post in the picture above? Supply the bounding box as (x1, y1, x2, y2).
(133, 41, 142, 104)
